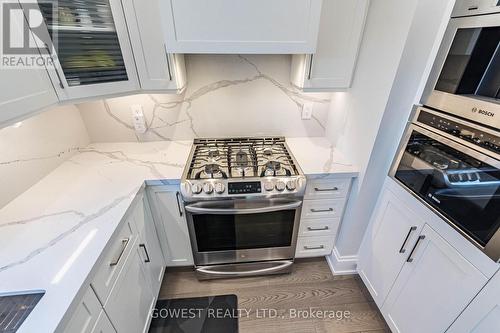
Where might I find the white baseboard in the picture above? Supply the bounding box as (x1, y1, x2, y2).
(325, 246, 358, 275)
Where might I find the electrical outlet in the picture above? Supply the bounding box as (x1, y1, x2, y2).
(131, 104, 147, 134)
(301, 102, 314, 120)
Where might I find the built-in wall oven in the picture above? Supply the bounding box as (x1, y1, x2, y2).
(184, 198, 302, 279)
(390, 106, 500, 261)
(423, 11, 500, 128)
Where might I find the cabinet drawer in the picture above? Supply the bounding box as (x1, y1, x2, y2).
(296, 236, 334, 257)
(305, 178, 351, 199)
(301, 199, 345, 220)
(299, 218, 340, 237)
(91, 218, 137, 305)
(63, 288, 102, 333)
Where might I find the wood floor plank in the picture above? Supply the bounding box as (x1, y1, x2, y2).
(157, 258, 390, 333)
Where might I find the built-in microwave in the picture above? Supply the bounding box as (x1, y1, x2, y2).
(390, 107, 500, 262)
(422, 12, 500, 129)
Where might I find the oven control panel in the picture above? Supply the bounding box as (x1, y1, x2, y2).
(228, 181, 261, 194)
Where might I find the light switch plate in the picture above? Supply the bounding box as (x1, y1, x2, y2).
(131, 104, 147, 134)
(302, 102, 314, 120)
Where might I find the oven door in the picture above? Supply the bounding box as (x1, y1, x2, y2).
(423, 13, 500, 128)
(184, 198, 302, 266)
(390, 125, 500, 261)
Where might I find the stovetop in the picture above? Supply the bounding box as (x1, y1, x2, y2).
(181, 137, 306, 201)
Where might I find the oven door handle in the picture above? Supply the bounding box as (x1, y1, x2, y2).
(184, 200, 302, 215)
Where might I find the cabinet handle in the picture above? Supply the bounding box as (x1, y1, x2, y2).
(307, 54, 314, 80)
(110, 238, 129, 266)
(307, 226, 329, 231)
(468, 6, 478, 10)
(310, 208, 333, 213)
(314, 187, 338, 192)
(399, 226, 417, 253)
(139, 243, 151, 263)
(304, 245, 325, 250)
(44, 43, 64, 89)
(175, 191, 183, 217)
(164, 45, 172, 81)
(406, 235, 426, 263)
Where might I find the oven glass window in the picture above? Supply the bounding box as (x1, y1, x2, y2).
(435, 27, 500, 102)
(192, 210, 296, 252)
(395, 131, 500, 247)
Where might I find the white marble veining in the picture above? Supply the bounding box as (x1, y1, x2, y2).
(0, 138, 356, 333)
(78, 55, 332, 142)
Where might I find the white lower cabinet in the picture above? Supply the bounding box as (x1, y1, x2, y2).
(296, 176, 353, 258)
(133, 194, 165, 295)
(382, 224, 487, 333)
(358, 181, 495, 333)
(63, 288, 102, 333)
(63, 189, 164, 333)
(92, 311, 116, 333)
(357, 189, 424, 306)
(446, 270, 500, 333)
(105, 243, 156, 333)
(147, 186, 193, 266)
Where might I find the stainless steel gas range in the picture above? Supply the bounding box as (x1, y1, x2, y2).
(180, 137, 306, 279)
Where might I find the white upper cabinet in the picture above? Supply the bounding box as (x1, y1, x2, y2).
(19, 0, 139, 102)
(122, 0, 186, 92)
(159, 0, 323, 54)
(0, 0, 58, 128)
(291, 0, 369, 91)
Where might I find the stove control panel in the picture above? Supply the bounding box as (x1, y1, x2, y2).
(180, 176, 307, 201)
(228, 181, 261, 194)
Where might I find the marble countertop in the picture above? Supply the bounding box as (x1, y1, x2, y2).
(0, 137, 357, 333)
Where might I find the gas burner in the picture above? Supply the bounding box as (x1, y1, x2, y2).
(234, 150, 249, 167)
(207, 149, 220, 159)
(263, 147, 274, 156)
(260, 160, 292, 177)
(194, 163, 228, 179)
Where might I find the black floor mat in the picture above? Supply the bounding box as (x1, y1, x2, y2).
(149, 294, 238, 333)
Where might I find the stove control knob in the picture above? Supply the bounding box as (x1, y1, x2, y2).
(192, 183, 202, 194)
(286, 180, 297, 191)
(214, 182, 225, 194)
(264, 181, 274, 191)
(203, 182, 214, 194)
(275, 181, 286, 192)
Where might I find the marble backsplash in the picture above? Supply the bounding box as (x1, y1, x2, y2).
(0, 105, 90, 208)
(78, 54, 332, 142)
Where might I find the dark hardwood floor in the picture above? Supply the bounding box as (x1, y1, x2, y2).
(158, 258, 390, 333)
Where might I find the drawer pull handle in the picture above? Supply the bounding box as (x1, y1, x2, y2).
(307, 226, 329, 231)
(110, 238, 130, 266)
(310, 208, 334, 213)
(406, 235, 426, 262)
(399, 226, 417, 253)
(314, 187, 339, 192)
(139, 243, 151, 263)
(468, 6, 478, 10)
(304, 245, 325, 250)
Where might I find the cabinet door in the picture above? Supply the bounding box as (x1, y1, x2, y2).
(159, 0, 323, 54)
(19, 0, 139, 101)
(105, 243, 156, 333)
(290, 0, 369, 91)
(91, 311, 116, 333)
(147, 187, 193, 267)
(133, 193, 165, 295)
(447, 270, 500, 333)
(357, 188, 424, 306)
(63, 288, 102, 333)
(121, 0, 186, 92)
(382, 224, 488, 333)
(0, 0, 57, 128)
